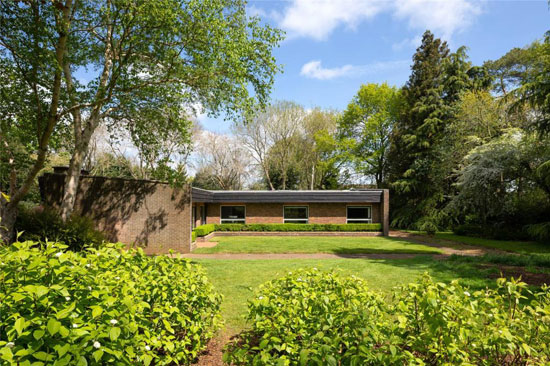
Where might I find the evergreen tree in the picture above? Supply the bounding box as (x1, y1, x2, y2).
(388, 31, 450, 228)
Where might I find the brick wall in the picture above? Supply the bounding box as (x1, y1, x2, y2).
(39, 173, 192, 254)
(205, 202, 382, 225)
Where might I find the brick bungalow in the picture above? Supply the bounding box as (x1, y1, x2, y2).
(39, 169, 389, 254)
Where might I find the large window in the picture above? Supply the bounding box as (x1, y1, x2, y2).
(220, 206, 245, 224)
(284, 206, 308, 224)
(347, 206, 372, 223)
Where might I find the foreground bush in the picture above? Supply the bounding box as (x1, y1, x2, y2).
(214, 223, 382, 233)
(15, 206, 105, 250)
(0, 241, 222, 365)
(224, 269, 386, 365)
(224, 270, 550, 365)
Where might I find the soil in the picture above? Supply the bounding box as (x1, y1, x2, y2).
(196, 331, 236, 366)
(480, 264, 550, 286)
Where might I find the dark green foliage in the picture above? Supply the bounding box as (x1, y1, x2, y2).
(525, 222, 550, 242)
(15, 207, 105, 251)
(0, 241, 222, 365)
(225, 271, 550, 365)
(388, 31, 452, 228)
(213, 223, 382, 232)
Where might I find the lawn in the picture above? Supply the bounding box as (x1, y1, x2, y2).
(429, 232, 550, 254)
(193, 256, 492, 329)
(192, 236, 442, 254)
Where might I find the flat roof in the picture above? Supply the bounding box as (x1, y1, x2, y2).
(191, 187, 384, 203)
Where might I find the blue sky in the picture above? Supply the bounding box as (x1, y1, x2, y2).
(202, 0, 550, 133)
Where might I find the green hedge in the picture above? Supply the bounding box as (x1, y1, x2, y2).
(224, 270, 550, 365)
(0, 241, 222, 365)
(214, 223, 382, 232)
(193, 224, 216, 237)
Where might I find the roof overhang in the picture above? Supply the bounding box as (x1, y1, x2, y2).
(191, 187, 383, 203)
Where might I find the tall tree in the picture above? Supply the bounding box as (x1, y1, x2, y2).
(234, 101, 304, 190)
(0, 0, 282, 242)
(338, 83, 401, 188)
(514, 33, 550, 135)
(387, 30, 451, 228)
(0, 2, 73, 243)
(193, 131, 251, 190)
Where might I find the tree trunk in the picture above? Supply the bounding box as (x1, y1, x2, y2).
(0, 202, 17, 244)
(60, 134, 93, 221)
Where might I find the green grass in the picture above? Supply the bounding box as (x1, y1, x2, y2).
(431, 232, 550, 254)
(192, 236, 442, 254)
(193, 256, 492, 329)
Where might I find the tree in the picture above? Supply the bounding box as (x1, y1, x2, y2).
(0, 2, 74, 243)
(234, 101, 304, 190)
(450, 129, 550, 228)
(0, 0, 283, 242)
(484, 45, 537, 96)
(193, 131, 251, 190)
(387, 30, 451, 228)
(514, 34, 550, 135)
(338, 83, 401, 188)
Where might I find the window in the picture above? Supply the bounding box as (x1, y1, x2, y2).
(347, 206, 372, 223)
(284, 206, 308, 224)
(221, 206, 245, 224)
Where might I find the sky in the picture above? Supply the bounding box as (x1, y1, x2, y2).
(201, 0, 550, 133)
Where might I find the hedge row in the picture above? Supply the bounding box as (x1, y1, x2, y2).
(192, 223, 382, 240)
(224, 270, 550, 365)
(0, 241, 222, 365)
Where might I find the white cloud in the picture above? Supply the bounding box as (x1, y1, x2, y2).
(300, 60, 355, 80)
(279, 0, 483, 41)
(300, 59, 409, 80)
(280, 0, 384, 41)
(392, 0, 482, 41)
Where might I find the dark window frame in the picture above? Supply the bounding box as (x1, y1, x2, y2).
(283, 205, 309, 224)
(220, 205, 246, 224)
(346, 205, 372, 223)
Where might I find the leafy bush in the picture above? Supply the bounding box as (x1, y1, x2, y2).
(525, 222, 550, 242)
(214, 223, 382, 232)
(193, 224, 216, 237)
(224, 269, 385, 365)
(15, 206, 105, 251)
(192, 230, 197, 242)
(0, 241, 222, 365)
(224, 271, 550, 365)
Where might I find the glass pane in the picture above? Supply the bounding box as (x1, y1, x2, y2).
(347, 206, 370, 220)
(284, 219, 308, 224)
(347, 219, 372, 223)
(284, 206, 308, 220)
(221, 206, 245, 220)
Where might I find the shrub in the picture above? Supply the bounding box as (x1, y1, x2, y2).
(525, 222, 550, 242)
(15, 206, 105, 251)
(192, 230, 197, 242)
(224, 271, 550, 365)
(214, 223, 382, 232)
(0, 241, 222, 365)
(193, 224, 216, 237)
(224, 269, 386, 365)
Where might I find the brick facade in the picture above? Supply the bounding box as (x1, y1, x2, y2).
(39, 173, 192, 254)
(202, 202, 383, 225)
